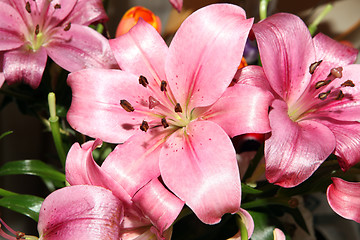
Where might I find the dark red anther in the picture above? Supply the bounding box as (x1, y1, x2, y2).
(120, 99, 135, 112)
(25, 1, 31, 13)
(160, 80, 167, 92)
(161, 118, 169, 128)
(330, 67, 343, 78)
(335, 90, 344, 100)
(140, 120, 149, 132)
(341, 80, 355, 87)
(139, 75, 149, 87)
(309, 60, 322, 74)
(174, 103, 182, 113)
(54, 3, 61, 9)
(64, 22, 71, 31)
(35, 24, 40, 35)
(318, 90, 331, 100)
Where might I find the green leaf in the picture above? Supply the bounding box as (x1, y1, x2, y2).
(249, 211, 276, 240)
(0, 130, 13, 140)
(0, 194, 43, 222)
(241, 183, 262, 194)
(0, 160, 65, 182)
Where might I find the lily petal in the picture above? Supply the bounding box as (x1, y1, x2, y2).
(273, 228, 286, 240)
(327, 177, 360, 223)
(234, 65, 273, 93)
(110, 18, 168, 89)
(43, 0, 77, 29)
(166, 4, 253, 108)
(313, 33, 358, 66)
(252, 13, 315, 106)
(160, 120, 240, 224)
(265, 100, 336, 187)
(38, 185, 123, 239)
(133, 178, 184, 234)
(65, 139, 132, 205)
(65, 0, 108, 25)
(317, 119, 360, 171)
(0, 2, 25, 50)
(200, 83, 273, 137)
(67, 68, 151, 143)
(3, 46, 47, 88)
(169, 0, 183, 12)
(102, 131, 163, 197)
(46, 24, 116, 72)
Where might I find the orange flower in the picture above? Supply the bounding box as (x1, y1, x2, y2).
(116, 6, 161, 37)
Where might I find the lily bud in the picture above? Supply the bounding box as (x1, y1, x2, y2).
(116, 6, 162, 37)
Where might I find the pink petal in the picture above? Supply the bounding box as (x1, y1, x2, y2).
(199, 83, 273, 137)
(169, 0, 182, 12)
(314, 65, 360, 121)
(65, 0, 108, 25)
(109, 19, 168, 89)
(159, 120, 241, 224)
(3, 47, 47, 88)
(225, 209, 254, 240)
(38, 185, 123, 239)
(313, 33, 358, 66)
(43, 0, 77, 29)
(273, 228, 286, 240)
(265, 99, 336, 187)
(317, 119, 360, 171)
(65, 139, 132, 205)
(166, 4, 253, 108)
(327, 177, 360, 223)
(67, 68, 151, 143)
(0, 2, 25, 50)
(252, 13, 315, 106)
(234, 65, 273, 93)
(101, 132, 163, 197)
(46, 24, 117, 72)
(133, 178, 184, 234)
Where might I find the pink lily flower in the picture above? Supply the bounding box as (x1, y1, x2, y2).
(327, 177, 360, 223)
(38, 185, 124, 239)
(0, 0, 116, 88)
(169, 0, 182, 12)
(249, 13, 360, 187)
(64, 139, 184, 239)
(67, 4, 273, 224)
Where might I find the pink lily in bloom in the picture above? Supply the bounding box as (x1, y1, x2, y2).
(249, 13, 360, 187)
(0, 0, 116, 88)
(327, 177, 360, 223)
(169, 0, 182, 12)
(64, 139, 184, 239)
(67, 4, 273, 224)
(38, 185, 124, 239)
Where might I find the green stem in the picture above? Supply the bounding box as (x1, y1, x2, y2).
(259, 0, 271, 20)
(242, 143, 264, 182)
(308, 4, 333, 36)
(237, 215, 248, 240)
(241, 197, 290, 209)
(48, 92, 66, 167)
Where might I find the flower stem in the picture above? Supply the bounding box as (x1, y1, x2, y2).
(308, 4, 333, 36)
(48, 92, 66, 167)
(237, 215, 248, 240)
(259, 0, 271, 20)
(242, 143, 264, 182)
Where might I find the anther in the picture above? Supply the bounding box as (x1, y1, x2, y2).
(35, 24, 40, 35)
(149, 96, 159, 109)
(120, 99, 135, 112)
(341, 80, 355, 87)
(330, 67, 343, 78)
(139, 75, 149, 87)
(161, 118, 169, 128)
(309, 60, 322, 74)
(16, 231, 25, 239)
(25, 1, 31, 13)
(174, 103, 182, 113)
(140, 120, 149, 132)
(335, 90, 344, 100)
(318, 90, 331, 100)
(54, 3, 61, 9)
(160, 80, 167, 92)
(315, 80, 331, 89)
(64, 22, 71, 31)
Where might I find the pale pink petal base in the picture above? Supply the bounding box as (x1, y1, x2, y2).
(265, 100, 336, 187)
(160, 120, 240, 224)
(38, 185, 123, 239)
(273, 228, 286, 240)
(3, 47, 47, 88)
(327, 177, 360, 223)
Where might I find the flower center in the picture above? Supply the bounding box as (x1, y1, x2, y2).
(120, 75, 194, 132)
(288, 61, 355, 121)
